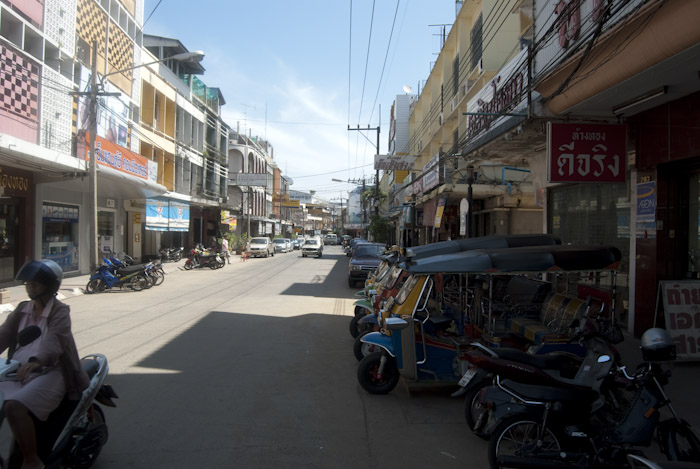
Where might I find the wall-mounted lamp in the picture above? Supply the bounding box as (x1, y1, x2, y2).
(612, 86, 667, 115)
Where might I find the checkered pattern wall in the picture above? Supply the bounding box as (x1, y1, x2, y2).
(76, 0, 134, 95)
(0, 44, 39, 122)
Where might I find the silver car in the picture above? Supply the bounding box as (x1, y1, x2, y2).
(247, 237, 275, 258)
(273, 238, 291, 253)
(301, 238, 323, 258)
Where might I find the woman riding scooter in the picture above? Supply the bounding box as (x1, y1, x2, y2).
(0, 260, 89, 469)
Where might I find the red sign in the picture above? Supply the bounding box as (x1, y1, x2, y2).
(547, 123, 626, 183)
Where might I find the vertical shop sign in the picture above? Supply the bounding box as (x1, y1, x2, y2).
(659, 281, 700, 360)
(636, 181, 656, 238)
(434, 197, 447, 228)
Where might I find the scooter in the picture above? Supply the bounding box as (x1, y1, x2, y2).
(84, 260, 150, 293)
(0, 326, 118, 468)
(109, 256, 164, 287)
(159, 246, 184, 262)
(184, 247, 224, 270)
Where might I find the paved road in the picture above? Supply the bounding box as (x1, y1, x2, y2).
(1, 247, 698, 468)
(1, 246, 490, 468)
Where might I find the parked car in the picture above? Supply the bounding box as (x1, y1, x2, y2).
(348, 242, 385, 287)
(291, 239, 302, 250)
(346, 238, 368, 257)
(247, 237, 275, 258)
(301, 238, 323, 258)
(273, 238, 291, 253)
(324, 233, 338, 245)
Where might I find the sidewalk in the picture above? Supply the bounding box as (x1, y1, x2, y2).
(0, 259, 188, 313)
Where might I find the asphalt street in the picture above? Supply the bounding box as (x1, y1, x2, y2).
(0, 246, 697, 468)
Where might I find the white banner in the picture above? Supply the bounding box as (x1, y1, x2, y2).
(232, 173, 268, 186)
(374, 154, 415, 171)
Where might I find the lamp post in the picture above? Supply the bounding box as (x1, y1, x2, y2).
(466, 165, 475, 238)
(82, 44, 204, 269)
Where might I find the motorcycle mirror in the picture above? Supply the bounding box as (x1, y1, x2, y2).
(18, 325, 41, 346)
(597, 355, 611, 363)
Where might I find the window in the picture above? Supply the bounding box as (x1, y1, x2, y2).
(470, 14, 483, 72)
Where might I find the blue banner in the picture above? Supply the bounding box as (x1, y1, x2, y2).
(146, 199, 190, 232)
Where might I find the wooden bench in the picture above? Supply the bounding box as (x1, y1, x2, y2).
(506, 293, 588, 345)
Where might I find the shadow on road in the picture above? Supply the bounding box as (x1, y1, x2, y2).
(280, 253, 357, 299)
(100, 310, 473, 468)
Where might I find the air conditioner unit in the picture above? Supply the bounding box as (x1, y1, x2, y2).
(450, 96, 458, 112)
(478, 58, 483, 75)
(464, 80, 476, 95)
(438, 112, 444, 126)
(417, 140, 423, 152)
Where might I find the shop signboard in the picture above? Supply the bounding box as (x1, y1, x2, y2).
(636, 180, 657, 238)
(547, 123, 626, 183)
(374, 154, 416, 171)
(84, 134, 150, 181)
(659, 280, 700, 360)
(422, 153, 440, 192)
(434, 197, 447, 228)
(232, 173, 268, 187)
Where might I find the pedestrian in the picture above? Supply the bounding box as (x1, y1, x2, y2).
(0, 260, 89, 469)
(221, 237, 230, 264)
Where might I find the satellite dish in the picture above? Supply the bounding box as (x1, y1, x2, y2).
(402, 85, 413, 94)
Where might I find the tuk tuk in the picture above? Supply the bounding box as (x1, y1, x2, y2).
(356, 244, 622, 394)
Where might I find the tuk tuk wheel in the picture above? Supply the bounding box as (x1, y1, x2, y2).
(353, 332, 376, 361)
(357, 351, 399, 394)
(349, 314, 364, 338)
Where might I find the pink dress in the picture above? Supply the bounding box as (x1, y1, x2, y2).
(0, 300, 66, 421)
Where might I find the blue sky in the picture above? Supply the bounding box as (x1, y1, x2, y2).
(143, 0, 458, 199)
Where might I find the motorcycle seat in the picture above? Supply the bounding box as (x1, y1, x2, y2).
(495, 348, 581, 371)
(115, 265, 145, 275)
(500, 378, 598, 403)
(81, 358, 100, 379)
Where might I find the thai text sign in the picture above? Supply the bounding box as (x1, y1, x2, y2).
(547, 123, 626, 183)
(661, 281, 700, 360)
(86, 134, 150, 180)
(232, 173, 268, 187)
(374, 154, 416, 171)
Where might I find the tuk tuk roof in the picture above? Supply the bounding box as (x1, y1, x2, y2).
(400, 234, 561, 262)
(403, 244, 622, 274)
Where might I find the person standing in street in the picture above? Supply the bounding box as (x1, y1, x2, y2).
(221, 237, 230, 264)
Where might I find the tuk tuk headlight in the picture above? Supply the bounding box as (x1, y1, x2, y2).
(351, 265, 362, 271)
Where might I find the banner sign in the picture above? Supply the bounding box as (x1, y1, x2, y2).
(374, 154, 416, 171)
(434, 197, 447, 228)
(660, 281, 700, 360)
(422, 153, 441, 192)
(232, 173, 268, 186)
(547, 123, 626, 183)
(83, 134, 151, 180)
(146, 199, 190, 232)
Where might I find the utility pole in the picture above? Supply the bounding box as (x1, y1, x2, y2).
(347, 125, 380, 218)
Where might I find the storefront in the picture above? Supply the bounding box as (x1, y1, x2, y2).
(0, 165, 33, 282)
(41, 202, 80, 272)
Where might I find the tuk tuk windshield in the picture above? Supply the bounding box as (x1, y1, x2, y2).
(385, 266, 403, 289)
(395, 274, 421, 305)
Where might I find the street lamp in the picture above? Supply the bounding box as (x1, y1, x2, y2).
(84, 42, 204, 269)
(466, 165, 475, 238)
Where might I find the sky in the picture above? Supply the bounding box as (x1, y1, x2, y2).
(143, 0, 459, 200)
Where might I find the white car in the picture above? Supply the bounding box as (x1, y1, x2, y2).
(273, 238, 291, 253)
(301, 238, 323, 258)
(247, 237, 275, 258)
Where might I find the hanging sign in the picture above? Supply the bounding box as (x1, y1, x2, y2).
(660, 281, 700, 360)
(547, 123, 626, 183)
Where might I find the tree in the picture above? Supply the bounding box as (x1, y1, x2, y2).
(368, 215, 391, 244)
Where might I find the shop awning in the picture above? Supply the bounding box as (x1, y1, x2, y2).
(146, 198, 191, 231)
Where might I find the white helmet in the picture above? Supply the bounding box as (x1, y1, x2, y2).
(640, 328, 676, 361)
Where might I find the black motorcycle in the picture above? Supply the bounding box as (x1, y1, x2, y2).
(486, 323, 700, 468)
(159, 246, 184, 262)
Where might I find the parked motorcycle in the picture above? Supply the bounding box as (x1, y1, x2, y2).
(184, 247, 225, 270)
(159, 246, 184, 262)
(0, 326, 118, 468)
(109, 255, 164, 287)
(85, 259, 150, 293)
(485, 324, 700, 468)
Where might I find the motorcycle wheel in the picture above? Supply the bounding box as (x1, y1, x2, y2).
(349, 314, 364, 338)
(129, 274, 148, 292)
(353, 332, 376, 361)
(464, 380, 490, 437)
(658, 419, 700, 461)
(184, 260, 194, 270)
(489, 415, 561, 469)
(86, 279, 104, 294)
(152, 269, 165, 286)
(175, 252, 182, 261)
(357, 351, 399, 394)
(70, 404, 108, 469)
